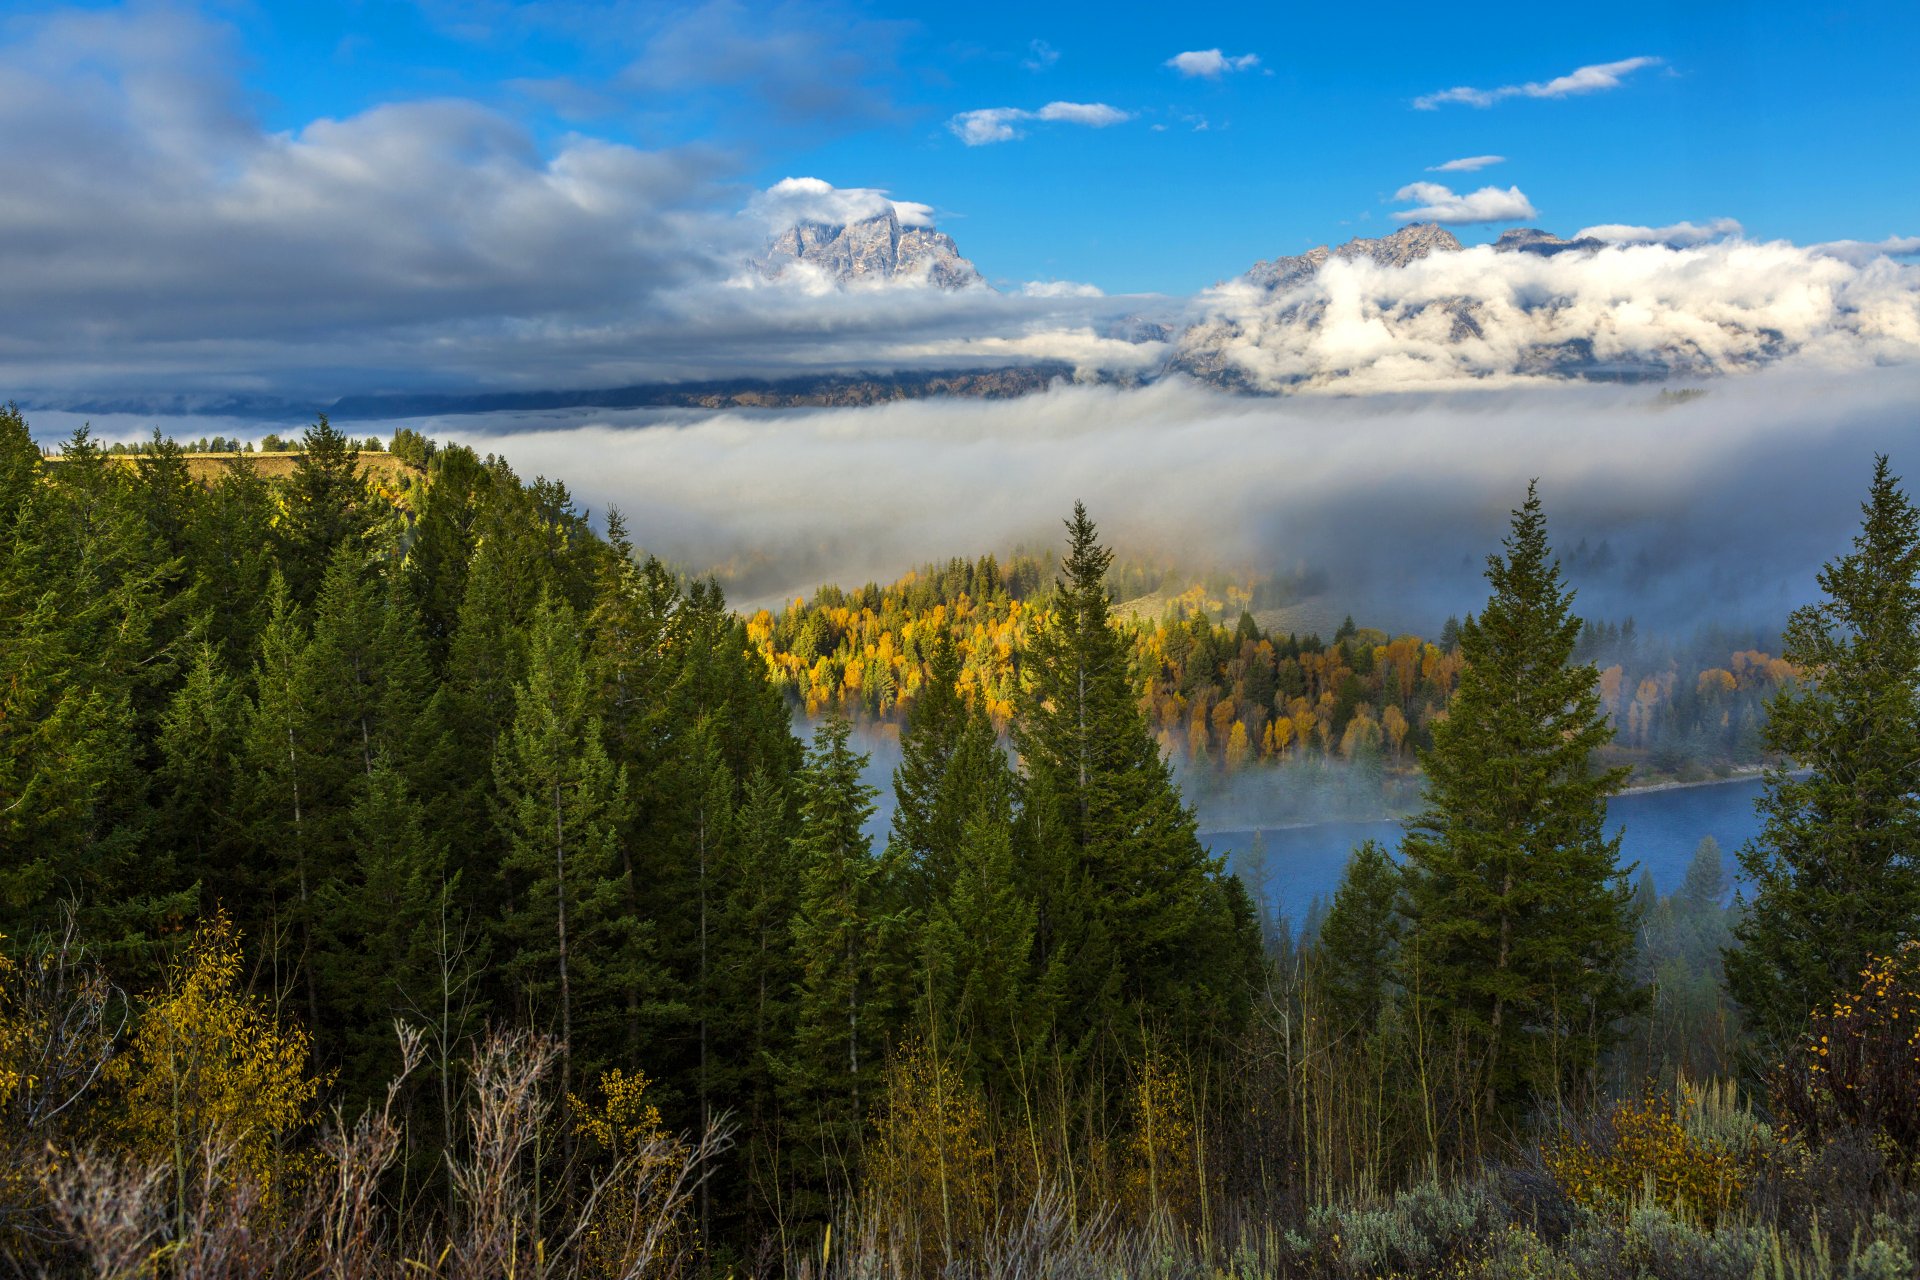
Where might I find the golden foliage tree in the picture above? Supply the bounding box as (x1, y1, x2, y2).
(105, 912, 322, 1215)
(864, 1038, 996, 1270)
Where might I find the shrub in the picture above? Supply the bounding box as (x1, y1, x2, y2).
(1543, 1080, 1759, 1227)
(1769, 942, 1920, 1175)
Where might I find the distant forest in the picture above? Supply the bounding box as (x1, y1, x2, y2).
(3, 407, 1919, 1278)
(753, 557, 1795, 790)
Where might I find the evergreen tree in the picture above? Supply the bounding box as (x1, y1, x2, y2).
(888, 633, 975, 910)
(783, 715, 885, 1208)
(1014, 503, 1256, 1051)
(314, 755, 450, 1099)
(1681, 836, 1729, 913)
(1729, 457, 1920, 1041)
(241, 572, 326, 1025)
(278, 415, 372, 604)
(155, 642, 248, 910)
(1316, 840, 1402, 1036)
(1399, 483, 1637, 1121)
(492, 591, 633, 1097)
(711, 766, 800, 1228)
(924, 791, 1038, 1094)
(190, 454, 279, 665)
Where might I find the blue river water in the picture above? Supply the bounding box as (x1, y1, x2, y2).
(1205, 776, 1768, 924)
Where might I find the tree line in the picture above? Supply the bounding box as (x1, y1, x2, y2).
(751, 556, 1797, 789)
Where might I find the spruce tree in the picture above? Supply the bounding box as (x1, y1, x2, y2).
(492, 591, 633, 1098)
(314, 755, 449, 1099)
(1014, 503, 1256, 1050)
(783, 714, 884, 1206)
(1729, 457, 1920, 1041)
(711, 766, 800, 1229)
(278, 415, 372, 604)
(1316, 840, 1402, 1036)
(924, 791, 1038, 1093)
(888, 633, 975, 910)
(1399, 483, 1637, 1121)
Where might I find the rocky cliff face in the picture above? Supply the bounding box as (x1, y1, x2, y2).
(1491, 227, 1607, 257)
(1242, 223, 1463, 290)
(761, 207, 984, 289)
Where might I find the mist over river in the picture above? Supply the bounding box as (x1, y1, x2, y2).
(1207, 775, 1768, 928)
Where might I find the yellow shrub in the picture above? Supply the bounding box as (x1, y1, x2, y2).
(104, 912, 323, 1204)
(1544, 1081, 1752, 1226)
(0, 942, 21, 1111)
(864, 1038, 996, 1266)
(568, 1068, 694, 1279)
(1123, 1049, 1197, 1224)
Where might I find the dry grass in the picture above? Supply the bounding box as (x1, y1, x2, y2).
(47, 451, 424, 488)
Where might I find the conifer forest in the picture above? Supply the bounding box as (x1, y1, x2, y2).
(3, 403, 1919, 1279)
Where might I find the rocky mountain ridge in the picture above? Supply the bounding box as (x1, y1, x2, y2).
(1242, 223, 1465, 290)
(759, 206, 984, 289)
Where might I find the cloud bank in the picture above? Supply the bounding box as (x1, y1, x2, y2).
(1178, 237, 1920, 392)
(132, 367, 1898, 637)
(1415, 56, 1662, 109)
(1577, 217, 1743, 247)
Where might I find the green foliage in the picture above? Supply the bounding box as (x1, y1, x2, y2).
(1731, 456, 1920, 1043)
(1315, 840, 1402, 1036)
(782, 714, 887, 1208)
(492, 591, 635, 1093)
(1401, 484, 1639, 1123)
(1015, 503, 1259, 1055)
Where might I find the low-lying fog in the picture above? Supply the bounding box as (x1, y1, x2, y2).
(39, 364, 1920, 634)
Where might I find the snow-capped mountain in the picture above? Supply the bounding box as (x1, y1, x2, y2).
(759, 206, 984, 289)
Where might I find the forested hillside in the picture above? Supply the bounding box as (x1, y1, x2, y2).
(4, 407, 1919, 1279)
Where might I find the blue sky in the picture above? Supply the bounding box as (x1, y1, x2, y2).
(23, 0, 1905, 294)
(1, 0, 1915, 401)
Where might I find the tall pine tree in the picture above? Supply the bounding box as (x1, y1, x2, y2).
(1729, 456, 1920, 1041)
(1014, 503, 1257, 1056)
(1399, 483, 1637, 1123)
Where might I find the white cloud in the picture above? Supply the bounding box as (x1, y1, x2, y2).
(1022, 39, 1059, 71)
(1428, 155, 1505, 172)
(1415, 56, 1662, 109)
(948, 100, 1131, 145)
(1036, 101, 1130, 126)
(1814, 235, 1920, 266)
(324, 368, 1920, 638)
(1576, 217, 1742, 247)
(1165, 49, 1261, 78)
(748, 176, 934, 230)
(1392, 182, 1538, 225)
(1022, 280, 1105, 298)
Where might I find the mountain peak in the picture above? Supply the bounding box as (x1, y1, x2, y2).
(1242, 223, 1462, 290)
(760, 207, 984, 290)
(1492, 227, 1607, 256)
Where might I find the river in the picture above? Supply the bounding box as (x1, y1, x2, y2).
(1205, 775, 1768, 925)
